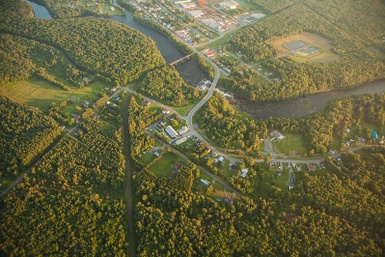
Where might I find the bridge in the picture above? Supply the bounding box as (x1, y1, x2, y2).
(169, 53, 194, 65)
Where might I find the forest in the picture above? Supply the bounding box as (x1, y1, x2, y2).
(224, 1, 385, 101)
(0, 16, 165, 87)
(197, 92, 267, 151)
(138, 65, 203, 106)
(131, 146, 385, 256)
(0, 96, 61, 176)
(0, 120, 128, 256)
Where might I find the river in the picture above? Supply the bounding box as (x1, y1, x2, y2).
(23, 0, 52, 19)
(110, 11, 208, 86)
(23, 0, 385, 119)
(231, 79, 385, 119)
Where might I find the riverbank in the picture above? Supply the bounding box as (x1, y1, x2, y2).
(231, 79, 385, 119)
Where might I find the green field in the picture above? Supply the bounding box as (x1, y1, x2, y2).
(148, 152, 185, 178)
(0, 77, 109, 112)
(272, 133, 307, 155)
(139, 151, 159, 167)
(173, 102, 195, 116)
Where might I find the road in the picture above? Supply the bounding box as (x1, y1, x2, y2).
(148, 132, 241, 196)
(122, 98, 137, 257)
(0, 124, 79, 198)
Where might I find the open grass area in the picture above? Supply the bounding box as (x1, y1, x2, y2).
(260, 167, 290, 190)
(173, 102, 195, 116)
(140, 151, 159, 167)
(0, 175, 15, 192)
(0, 77, 71, 111)
(148, 152, 185, 178)
(270, 32, 339, 63)
(330, 135, 342, 151)
(61, 80, 108, 115)
(0, 77, 109, 113)
(272, 133, 307, 155)
(218, 159, 236, 178)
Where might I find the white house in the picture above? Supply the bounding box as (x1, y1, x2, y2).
(240, 168, 248, 178)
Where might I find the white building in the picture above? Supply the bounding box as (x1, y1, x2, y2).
(187, 10, 204, 19)
(251, 13, 265, 20)
(165, 125, 178, 139)
(174, 137, 188, 145)
(218, 0, 239, 10)
(180, 2, 196, 8)
(240, 168, 249, 178)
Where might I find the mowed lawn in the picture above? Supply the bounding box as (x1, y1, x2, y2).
(148, 152, 185, 178)
(0, 77, 108, 112)
(272, 133, 307, 155)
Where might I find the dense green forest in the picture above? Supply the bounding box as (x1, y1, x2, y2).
(0, 33, 83, 89)
(138, 65, 203, 106)
(224, 1, 385, 101)
(0, 96, 61, 176)
(0, 17, 165, 86)
(0, 120, 127, 256)
(198, 92, 267, 151)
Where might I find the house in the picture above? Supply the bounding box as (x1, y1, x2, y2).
(165, 125, 178, 139)
(308, 164, 316, 171)
(215, 156, 225, 163)
(172, 162, 183, 171)
(200, 179, 210, 186)
(206, 51, 215, 58)
(141, 101, 151, 107)
(269, 130, 285, 140)
(162, 108, 171, 115)
(240, 168, 249, 178)
(178, 126, 189, 135)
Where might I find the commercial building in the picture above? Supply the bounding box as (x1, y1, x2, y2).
(165, 125, 178, 138)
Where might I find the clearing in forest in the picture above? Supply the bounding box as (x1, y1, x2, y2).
(271, 32, 340, 63)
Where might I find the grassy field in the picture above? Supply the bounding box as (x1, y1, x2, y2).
(173, 102, 195, 116)
(140, 151, 159, 167)
(272, 133, 307, 155)
(270, 32, 339, 63)
(0, 77, 71, 111)
(148, 152, 185, 178)
(0, 77, 109, 113)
